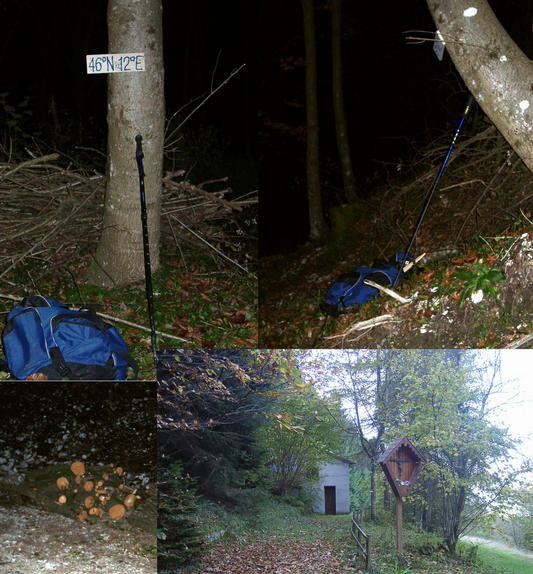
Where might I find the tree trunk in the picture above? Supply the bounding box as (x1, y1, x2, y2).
(383, 476, 391, 511)
(301, 0, 326, 241)
(370, 458, 377, 519)
(426, 0, 533, 174)
(331, 0, 357, 203)
(87, 0, 164, 287)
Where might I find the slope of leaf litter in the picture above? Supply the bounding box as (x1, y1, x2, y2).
(0, 151, 257, 380)
(0, 242, 256, 380)
(259, 126, 533, 349)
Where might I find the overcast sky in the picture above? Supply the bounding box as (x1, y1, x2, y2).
(302, 349, 533, 481)
(489, 350, 533, 469)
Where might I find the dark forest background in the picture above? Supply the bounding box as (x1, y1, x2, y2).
(1, 1, 532, 256)
(0, 0, 256, 192)
(258, 0, 533, 254)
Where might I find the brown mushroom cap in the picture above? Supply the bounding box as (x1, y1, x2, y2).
(56, 476, 69, 490)
(114, 466, 124, 476)
(108, 503, 126, 519)
(57, 494, 67, 505)
(84, 495, 96, 509)
(83, 480, 94, 492)
(89, 507, 104, 517)
(123, 493, 136, 508)
(77, 510, 88, 522)
(70, 461, 85, 476)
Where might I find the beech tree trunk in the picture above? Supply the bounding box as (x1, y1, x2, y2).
(331, 0, 357, 203)
(301, 0, 326, 241)
(426, 0, 533, 174)
(87, 0, 164, 287)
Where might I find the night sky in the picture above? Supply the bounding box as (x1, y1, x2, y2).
(1, 1, 531, 257)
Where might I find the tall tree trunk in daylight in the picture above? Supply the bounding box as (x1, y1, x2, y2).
(331, 0, 357, 203)
(87, 0, 164, 287)
(426, 0, 533, 174)
(301, 0, 326, 241)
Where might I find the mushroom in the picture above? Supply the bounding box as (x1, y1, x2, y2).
(108, 503, 126, 519)
(123, 494, 136, 508)
(114, 466, 124, 476)
(56, 495, 67, 505)
(70, 461, 85, 476)
(83, 480, 94, 492)
(84, 495, 96, 509)
(56, 476, 69, 490)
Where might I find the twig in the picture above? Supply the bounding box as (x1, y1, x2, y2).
(402, 253, 425, 273)
(0, 153, 60, 179)
(324, 314, 399, 339)
(169, 214, 255, 277)
(165, 63, 246, 144)
(505, 332, 533, 349)
(95, 311, 190, 344)
(363, 280, 412, 304)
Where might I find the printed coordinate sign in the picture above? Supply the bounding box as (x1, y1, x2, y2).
(86, 53, 145, 74)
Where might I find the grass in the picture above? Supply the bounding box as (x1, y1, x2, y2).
(460, 541, 533, 574)
(178, 490, 532, 574)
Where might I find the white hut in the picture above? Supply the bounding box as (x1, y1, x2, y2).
(307, 459, 351, 515)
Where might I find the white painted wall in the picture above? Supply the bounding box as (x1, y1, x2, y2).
(307, 461, 350, 514)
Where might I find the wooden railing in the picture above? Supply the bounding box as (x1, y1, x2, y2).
(351, 511, 370, 571)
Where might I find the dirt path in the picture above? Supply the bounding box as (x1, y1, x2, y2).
(0, 504, 156, 574)
(463, 535, 533, 562)
(190, 536, 362, 573)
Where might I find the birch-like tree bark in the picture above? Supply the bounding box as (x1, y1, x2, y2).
(426, 0, 533, 174)
(87, 0, 164, 287)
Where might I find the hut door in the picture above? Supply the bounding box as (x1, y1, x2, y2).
(324, 485, 336, 514)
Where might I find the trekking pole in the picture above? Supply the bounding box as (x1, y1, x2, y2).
(393, 94, 474, 288)
(135, 134, 158, 363)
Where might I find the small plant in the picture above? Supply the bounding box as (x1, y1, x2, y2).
(388, 563, 413, 574)
(454, 259, 504, 307)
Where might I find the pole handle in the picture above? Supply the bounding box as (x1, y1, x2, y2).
(135, 134, 143, 159)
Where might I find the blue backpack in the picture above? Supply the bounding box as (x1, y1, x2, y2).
(324, 254, 411, 316)
(2, 295, 138, 380)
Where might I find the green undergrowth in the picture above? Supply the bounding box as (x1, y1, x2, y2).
(187, 489, 530, 574)
(260, 222, 533, 349)
(0, 242, 256, 380)
(461, 542, 533, 574)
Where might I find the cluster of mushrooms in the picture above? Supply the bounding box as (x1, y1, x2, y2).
(55, 461, 137, 522)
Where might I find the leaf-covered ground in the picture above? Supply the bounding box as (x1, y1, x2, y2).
(0, 243, 256, 380)
(182, 510, 516, 574)
(259, 127, 533, 349)
(0, 152, 257, 380)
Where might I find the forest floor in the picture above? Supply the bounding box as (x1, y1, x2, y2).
(259, 126, 533, 349)
(181, 511, 523, 574)
(0, 503, 157, 573)
(0, 151, 257, 379)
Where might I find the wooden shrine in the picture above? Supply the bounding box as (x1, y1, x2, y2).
(378, 437, 425, 554)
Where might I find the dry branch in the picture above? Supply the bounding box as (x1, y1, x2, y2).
(325, 314, 399, 339)
(0, 151, 257, 283)
(363, 280, 412, 304)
